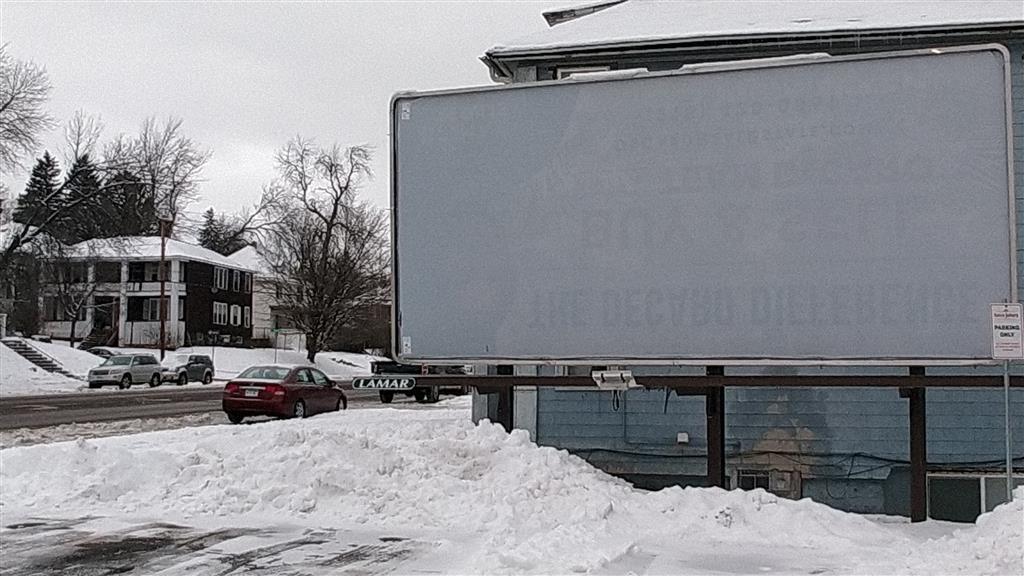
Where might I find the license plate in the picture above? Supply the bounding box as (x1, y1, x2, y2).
(244, 388, 259, 398)
(353, 377, 416, 390)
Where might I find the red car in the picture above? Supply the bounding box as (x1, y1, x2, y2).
(222, 365, 348, 424)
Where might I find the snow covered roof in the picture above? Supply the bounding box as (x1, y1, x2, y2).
(227, 245, 271, 276)
(71, 237, 256, 272)
(488, 0, 1024, 56)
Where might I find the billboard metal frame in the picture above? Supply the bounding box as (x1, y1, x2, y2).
(390, 44, 1017, 366)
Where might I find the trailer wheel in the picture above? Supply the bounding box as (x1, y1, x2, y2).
(379, 390, 394, 404)
(426, 386, 440, 403)
(413, 388, 427, 403)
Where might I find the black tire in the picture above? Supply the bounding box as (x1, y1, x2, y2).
(226, 412, 244, 424)
(293, 400, 307, 419)
(426, 386, 440, 403)
(337, 395, 347, 411)
(177, 373, 188, 386)
(119, 374, 132, 390)
(413, 388, 427, 403)
(379, 391, 394, 404)
(149, 373, 161, 388)
(88, 382, 100, 389)
(202, 372, 213, 385)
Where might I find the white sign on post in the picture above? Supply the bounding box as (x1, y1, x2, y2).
(990, 303, 1024, 359)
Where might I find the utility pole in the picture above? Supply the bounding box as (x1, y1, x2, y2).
(158, 213, 172, 361)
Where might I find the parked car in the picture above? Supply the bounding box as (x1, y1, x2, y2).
(87, 354, 163, 389)
(222, 365, 347, 424)
(88, 347, 116, 359)
(160, 354, 215, 386)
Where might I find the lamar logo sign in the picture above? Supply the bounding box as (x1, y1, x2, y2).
(353, 377, 416, 390)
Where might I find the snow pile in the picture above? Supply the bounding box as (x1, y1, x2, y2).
(0, 344, 83, 396)
(2, 401, 1021, 574)
(913, 487, 1024, 575)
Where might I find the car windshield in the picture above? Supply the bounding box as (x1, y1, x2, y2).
(238, 366, 290, 380)
(102, 356, 132, 366)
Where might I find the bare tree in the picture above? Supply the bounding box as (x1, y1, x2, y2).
(35, 236, 100, 347)
(1, 115, 209, 277)
(111, 117, 210, 228)
(263, 138, 389, 362)
(0, 45, 55, 173)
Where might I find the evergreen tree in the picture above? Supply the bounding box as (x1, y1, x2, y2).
(13, 152, 62, 227)
(198, 208, 222, 250)
(63, 154, 103, 242)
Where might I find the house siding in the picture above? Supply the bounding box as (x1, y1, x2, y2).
(488, 31, 1024, 518)
(183, 261, 252, 345)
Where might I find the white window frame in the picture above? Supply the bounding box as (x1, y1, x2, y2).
(143, 297, 167, 322)
(213, 302, 228, 325)
(214, 268, 228, 290)
(230, 304, 241, 326)
(232, 270, 241, 292)
(243, 306, 251, 328)
(244, 272, 252, 294)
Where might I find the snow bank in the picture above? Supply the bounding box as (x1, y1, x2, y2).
(29, 340, 105, 377)
(0, 344, 83, 396)
(103, 346, 382, 380)
(4, 401, 1020, 574)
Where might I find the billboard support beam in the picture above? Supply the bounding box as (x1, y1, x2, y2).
(901, 367, 928, 522)
(706, 366, 727, 488)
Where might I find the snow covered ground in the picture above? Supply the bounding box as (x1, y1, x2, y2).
(1, 397, 1020, 575)
(0, 340, 382, 397)
(0, 344, 84, 396)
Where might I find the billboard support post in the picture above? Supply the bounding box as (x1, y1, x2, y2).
(1005, 360, 1014, 501)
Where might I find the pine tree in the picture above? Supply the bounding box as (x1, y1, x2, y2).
(198, 208, 221, 250)
(13, 152, 61, 226)
(63, 154, 103, 242)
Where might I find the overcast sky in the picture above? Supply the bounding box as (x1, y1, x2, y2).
(1, 0, 564, 215)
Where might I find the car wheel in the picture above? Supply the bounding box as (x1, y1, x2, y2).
(149, 373, 161, 388)
(379, 391, 394, 404)
(226, 412, 244, 424)
(119, 374, 132, 390)
(203, 372, 213, 385)
(293, 400, 307, 419)
(88, 382, 100, 389)
(337, 395, 347, 411)
(177, 373, 188, 386)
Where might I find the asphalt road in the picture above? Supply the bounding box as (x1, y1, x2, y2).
(0, 385, 383, 429)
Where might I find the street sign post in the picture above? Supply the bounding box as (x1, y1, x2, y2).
(990, 303, 1021, 502)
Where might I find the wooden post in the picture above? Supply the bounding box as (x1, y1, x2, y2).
(706, 366, 727, 488)
(903, 369, 927, 522)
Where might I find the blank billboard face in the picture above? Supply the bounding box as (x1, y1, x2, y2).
(392, 47, 1013, 363)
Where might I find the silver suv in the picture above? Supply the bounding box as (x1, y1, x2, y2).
(87, 354, 163, 389)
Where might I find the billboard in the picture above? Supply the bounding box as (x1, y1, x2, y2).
(391, 46, 1014, 364)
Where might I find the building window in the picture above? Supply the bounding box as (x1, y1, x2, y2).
(244, 273, 252, 293)
(556, 65, 611, 79)
(214, 268, 228, 290)
(243, 306, 251, 328)
(178, 296, 185, 321)
(230, 304, 241, 326)
(232, 270, 241, 291)
(737, 470, 770, 491)
(142, 297, 168, 322)
(179, 261, 188, 283)
(143, 262, 169, 282)
(213, 302, 228, 325)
